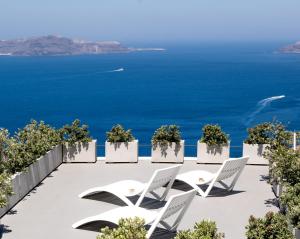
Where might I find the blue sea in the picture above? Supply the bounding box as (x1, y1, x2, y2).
(0, 42, 300, 156)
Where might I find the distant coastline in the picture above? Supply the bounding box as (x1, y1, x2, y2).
(0, 53, 12, 56)
(280, 41, 300, 54)
(0, 35, 165, 56)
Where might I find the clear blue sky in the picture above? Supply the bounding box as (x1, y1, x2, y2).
(0, 0, 300, 43)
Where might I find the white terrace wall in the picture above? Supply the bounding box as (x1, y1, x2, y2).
(0, 145, 63, 218)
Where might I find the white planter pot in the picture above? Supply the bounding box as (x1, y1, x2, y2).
(197, 141, 230, 164)
(63, 140, 97, 163)
(294, 228, 300, 239)
(242, 143, 269, 165)
(151, 140, 184, 163)
(0, 145, 62, 218)
(272, 181, 279, 197)
(105, 140, 138, 163)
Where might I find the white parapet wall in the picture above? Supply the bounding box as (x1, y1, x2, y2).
(0, 145, 63, 218)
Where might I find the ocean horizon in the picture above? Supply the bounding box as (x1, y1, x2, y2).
(0, 42, 300, 156)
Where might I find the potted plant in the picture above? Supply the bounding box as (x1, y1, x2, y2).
(62, 119, 96, 163)
(105, 124, 138, 163)
(151, 125, 184, 163)
(197, 124, 229, 164)
(0, 121, 64, 217)
(243, 123, 273, 165)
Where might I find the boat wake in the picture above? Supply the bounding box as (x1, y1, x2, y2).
(244, 95, 286, 125)
(108, 68, 124, 73)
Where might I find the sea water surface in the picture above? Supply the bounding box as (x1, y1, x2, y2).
(0, 42, 300, 156)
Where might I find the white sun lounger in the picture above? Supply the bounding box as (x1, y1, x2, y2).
(72, 189, 197, 238)
(79, 165, 182, 207)
(176, 156, 249, 198)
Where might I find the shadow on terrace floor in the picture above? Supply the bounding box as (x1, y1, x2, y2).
(172, 180, 245, 197)
(84, 192, 167, 209)
(77, 221, 177, 239)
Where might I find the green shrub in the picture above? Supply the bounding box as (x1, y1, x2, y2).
(5, 120, 62, 174)
(0, 173, 13, 208)
(151, 125, 181, 147)
(244, 123, 273, 144)
(258, 122, 295, 183)
(61, 119, 92, 146)
(268, 146, 300, 186)
(97, 217, 147, 239)
(0, 119, 92, 175)
(245, 122, 291, 147)
(280, 183, 300, 229)
(245, 211, 293, 239)
(200, 124, 229, 146)
(106, 124, 135, 143)
(0, 129, 12, 174)
(175, 220, 224, 239)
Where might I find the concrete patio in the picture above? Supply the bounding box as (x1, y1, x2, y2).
(0, 160, 277, 239)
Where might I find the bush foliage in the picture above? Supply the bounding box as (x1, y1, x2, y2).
(175, 220, 224, 239)
(106, 124, 135, 143)
(152, 125, 181, 147)
(245, 212, 294, 239)
(244, 122, 291, 146)
(2, 120, 62, 174)
(0, 119, 92, 208)
(0, 173, 13, 208)
(200, 124, 229, 146)
(61, 119, 92, 146)
(268, 147, 300, 186)
(96, 218, 224, 239)
(281, 183, 300, 229)
(1, 119, 92, 174)
(97, 217, 147, 239)
(244, 123, 273, 145)
(259, 122, 300, 231)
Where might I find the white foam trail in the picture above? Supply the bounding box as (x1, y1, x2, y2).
(258, 95, 285, 107)
(108, 68, 124, 72)
(245, 95, 285, 125)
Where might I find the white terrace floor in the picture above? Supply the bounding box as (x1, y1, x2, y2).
(0, 159, 277, 239)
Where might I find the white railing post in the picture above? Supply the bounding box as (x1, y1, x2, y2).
(293, 131, 297, 151)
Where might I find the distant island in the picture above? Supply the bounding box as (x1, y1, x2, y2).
(280, 41, 300, 54)
(0, 35, 165, 56)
